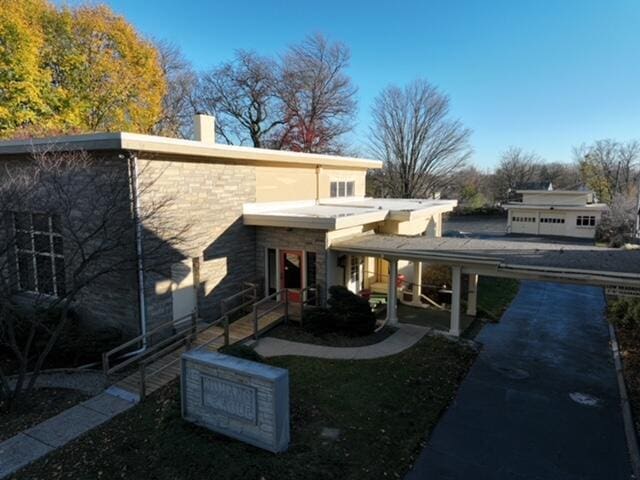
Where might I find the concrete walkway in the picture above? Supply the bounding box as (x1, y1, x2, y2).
(406, 281, 633, 480)
(253, 323, 429, 359)
(0, 388, 136, 478)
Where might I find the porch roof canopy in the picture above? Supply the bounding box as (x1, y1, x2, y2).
(243, 198, 457, 230)
(331, 233, 640, 287)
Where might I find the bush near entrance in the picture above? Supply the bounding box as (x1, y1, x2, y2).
(327, 286, 377, 336)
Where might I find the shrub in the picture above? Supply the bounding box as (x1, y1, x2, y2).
(609, 297, 640, 329)
(302, 307, 336, 335)
(327, 285, 376, 336)
(219, 344, 263, 363)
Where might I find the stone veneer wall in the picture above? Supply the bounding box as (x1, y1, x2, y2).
(0, 154, 140, 337)
(137, 158, 257, 327)
(255, 227, 327, 303)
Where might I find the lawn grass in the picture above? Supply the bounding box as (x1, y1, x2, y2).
(12, 336, 476, 480)
(476, 277, 520, 321)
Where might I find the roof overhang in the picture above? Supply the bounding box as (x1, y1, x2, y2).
(330, 233, 640, 288)
(243, 198, 457, 231)
(0, 132, 382, 170)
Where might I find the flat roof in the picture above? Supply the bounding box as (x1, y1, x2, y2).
(0, 132, 382, 170)
(331, 233, 640, 286)
(504, 203, 608, 211)
(243, 198, 457, 230)
(515, 189, 593, 195)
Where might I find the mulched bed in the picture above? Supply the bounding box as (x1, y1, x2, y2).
(615, 325, 640, 433)
(0, 388, 91, 442)
(266, 323, 397, 347)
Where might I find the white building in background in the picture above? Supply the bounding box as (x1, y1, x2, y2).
(504, 188, 608, 239)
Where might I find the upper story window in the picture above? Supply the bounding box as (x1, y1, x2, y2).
(576, 215, 596, 227)
(330, 181, 355, 198)
(12, 212, 66, 296)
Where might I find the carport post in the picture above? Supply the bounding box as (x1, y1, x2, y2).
(412, 261, 423, 306)
(466, 273, 478, 316)
(450, 266, 462, 336)
(387, 258, 399, 326)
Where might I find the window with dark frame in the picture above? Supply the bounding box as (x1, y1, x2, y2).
(267, 248, 277, 295)
(306, 251, 316, 289)
(576, 215, 596, 227)
(12, 212, 65, 296)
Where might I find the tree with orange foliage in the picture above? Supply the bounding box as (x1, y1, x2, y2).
(0, 0, 166, 138)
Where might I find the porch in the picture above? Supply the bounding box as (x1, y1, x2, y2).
(330, 232, 640, 337)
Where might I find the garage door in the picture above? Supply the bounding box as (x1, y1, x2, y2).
(511, 215, 537, 234)
(539, 215, 566, 236)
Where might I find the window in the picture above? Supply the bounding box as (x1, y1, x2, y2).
(330, 181, 356, 198)
(267, 248, 277, 295)
(349, 256, 364, 291)
(306, 252, 316, 289)
(541, 217, 565, 224)
(576, 215, 596, 227)
(12, 212, 65, 296)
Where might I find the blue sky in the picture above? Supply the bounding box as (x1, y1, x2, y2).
(62, 0, 639, 169)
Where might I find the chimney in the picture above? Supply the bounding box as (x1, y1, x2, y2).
(193, 114, 215, 144)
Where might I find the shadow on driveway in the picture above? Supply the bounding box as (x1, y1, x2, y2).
(406, 281, 632, 480)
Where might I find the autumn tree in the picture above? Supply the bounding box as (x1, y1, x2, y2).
(368, 79, 471, 198)
(276, 34, 357, 153)
(0, 0, 166, 138)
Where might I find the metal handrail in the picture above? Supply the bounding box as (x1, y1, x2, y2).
(102, 312, 193, 364)
(136, 314, 229, 400)
(102, 312, 196, 377)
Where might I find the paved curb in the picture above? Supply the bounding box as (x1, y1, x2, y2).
(609, 322, 640, 479)
(254, 323, 432, 359)
(0, 391, 137, 479)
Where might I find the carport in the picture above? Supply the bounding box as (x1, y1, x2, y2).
(330, 233, 640, 336)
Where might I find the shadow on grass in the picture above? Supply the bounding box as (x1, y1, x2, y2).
(12, 336, 476, 480)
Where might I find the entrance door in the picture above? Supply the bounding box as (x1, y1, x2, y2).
(171, 259, 197, 327)
(280, 250, 303, 302)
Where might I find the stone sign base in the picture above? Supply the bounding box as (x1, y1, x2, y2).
(181, 350, 290, 453)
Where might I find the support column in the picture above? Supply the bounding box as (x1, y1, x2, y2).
(466, 273, 478, 316)
(450, 265, 461, 336)
(387, 259, 399, 326)
(412, 261, 423, 306)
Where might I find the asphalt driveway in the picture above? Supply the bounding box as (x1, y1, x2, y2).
(406, 281, 632, 479)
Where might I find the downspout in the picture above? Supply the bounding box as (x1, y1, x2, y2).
(315, 165, 321, 202)
(126, 152, 148, 353)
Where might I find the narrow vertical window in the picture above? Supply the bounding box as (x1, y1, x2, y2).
(267, 248, 277, 295)
(346, 181, 355, 196)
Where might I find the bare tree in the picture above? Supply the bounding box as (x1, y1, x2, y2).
(574, 139, 640, 203)
(152, 40, 198, 138)
(195, 50, 283, 147)
(368, 79, 472, 198)
(492, 147, 542, 201)
(0, 149, 189, 410)
(276, 33, 357, 154)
